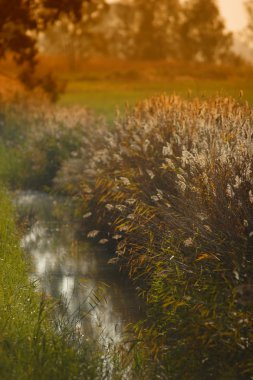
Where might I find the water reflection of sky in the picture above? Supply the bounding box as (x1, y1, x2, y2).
(17, 192, 143, 347)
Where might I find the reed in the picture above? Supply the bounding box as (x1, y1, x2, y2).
(0, 99, 105, 190)
(78, 95, 253, 378)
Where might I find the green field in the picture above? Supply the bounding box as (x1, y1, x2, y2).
(59, 78, 253, 124)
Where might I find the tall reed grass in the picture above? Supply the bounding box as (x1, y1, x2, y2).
(0, 99, 105, 190)
(76, 95, 253, 379)
(1, 93, 253, 378)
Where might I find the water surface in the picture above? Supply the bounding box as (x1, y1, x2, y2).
(15, 191, 143, 347)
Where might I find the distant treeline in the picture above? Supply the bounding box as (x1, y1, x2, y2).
(42, 0, 240, 64)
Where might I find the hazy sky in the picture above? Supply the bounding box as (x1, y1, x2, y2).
(218, 0, 247, 31)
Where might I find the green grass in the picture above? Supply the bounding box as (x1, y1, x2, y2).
(0, 142, 26, 188)
(59, 78, 253, 124)
(0, 189, 102, 379)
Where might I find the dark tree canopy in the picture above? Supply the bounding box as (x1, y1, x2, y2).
(0, 0, 37, 64)
(0, 0, 105, 65)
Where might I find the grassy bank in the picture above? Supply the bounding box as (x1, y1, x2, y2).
(0, 189, 103, 379)
(1, 92, 253, 378)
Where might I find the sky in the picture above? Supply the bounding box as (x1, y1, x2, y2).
(217, 0, 247, 32)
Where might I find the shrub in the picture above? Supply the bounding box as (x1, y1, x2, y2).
(0, 99, 105, 190)
(79, 95, 253, 379)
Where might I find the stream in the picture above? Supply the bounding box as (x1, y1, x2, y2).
(15, 191, 144, 348)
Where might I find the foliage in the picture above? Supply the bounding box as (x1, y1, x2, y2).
(128, 0, 181, 60)
(0, 142, 26, 187)
(0, 99, 105, 190)
(0, 0, 106, 99)
(76, 95, 253, 378)
(1, 93, 253, 377)
(41, 0, 235, 63)
(0, 0, 104, 65)
(42, 3, 109, 66)
(179, 0, 233, 62)
(0, 189, 103, 379)
(245, 0, 253, 45)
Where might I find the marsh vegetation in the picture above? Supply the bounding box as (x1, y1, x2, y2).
(0, 94, 253, 378)
(1, 0, 253, 378)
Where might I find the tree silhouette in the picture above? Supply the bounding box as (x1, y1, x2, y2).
(0, 0, 237, 67)
(0, 0, 105, 66)
(130, 0, 181, 60)
(41, 1, 108, 68)
(245, 0, 253, 43)
(179, 0, 233, 62)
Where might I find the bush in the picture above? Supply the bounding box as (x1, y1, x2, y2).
(78, 95, 253, 379)
(0, 99, 106, 190)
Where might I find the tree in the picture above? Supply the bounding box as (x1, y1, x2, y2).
(0, 0, 105, 66)
(129, 0, 181, 60)
(244, 0, 253, 44)
(41, 0, 181, 61)
(98, 2, 138, 59)
(0, 0, 37, 65)
(41, 1, 108, 69)
(179, 0, 233, 62)
(0, 0, 107, 99)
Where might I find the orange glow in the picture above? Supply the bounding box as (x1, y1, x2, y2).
(217, 0, 247, 31)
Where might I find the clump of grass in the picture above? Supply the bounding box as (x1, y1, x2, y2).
(78, 95, 253, 378)
(0, 188, 103, 379)
(0, 98, 106, 191)
(0, 142, 26, 187)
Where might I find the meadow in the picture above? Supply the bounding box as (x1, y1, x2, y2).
(59, 77, 253, 124)
(54, 58, 253, 124)
(2, 56, 253, 124)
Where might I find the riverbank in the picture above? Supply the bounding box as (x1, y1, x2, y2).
(0, 189, 103, 379)
(0, 99, 149, 380)
(16, 190, 144, 350)
(0, 94, 253, 378)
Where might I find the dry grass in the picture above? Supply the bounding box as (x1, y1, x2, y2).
(74, 95, 253, 378)
(0, 74, 26, 101)
(1, 91, 253, 378)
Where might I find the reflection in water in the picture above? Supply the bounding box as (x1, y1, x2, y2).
(16, 192, 143, 347)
